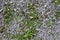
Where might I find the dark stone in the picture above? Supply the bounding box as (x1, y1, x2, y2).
(0, 31, 3, 33)
(8, 29, 10, 31)
(0, 28, 3, 33)
(52, 19, 55, 22)
(0, 17, 2, 20)
(21, 11, 25, 14)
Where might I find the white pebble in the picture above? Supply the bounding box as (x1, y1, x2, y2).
(10, 1, 13, 4)
(14, 9, 17, 11)
(0, 9, 3, 12)
(29, 16, 33, 19)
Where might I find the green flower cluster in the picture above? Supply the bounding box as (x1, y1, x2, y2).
(52, 0, 60, 18)
(4, 2, 14, 24)
(52, 0, 60, 5)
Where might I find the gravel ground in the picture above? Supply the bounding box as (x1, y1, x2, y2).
(0, 0, 60, 40)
